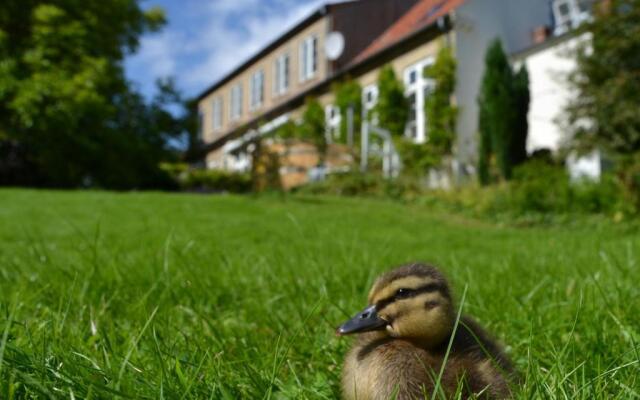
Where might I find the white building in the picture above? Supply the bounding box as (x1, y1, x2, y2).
(452, 0, 599, 178)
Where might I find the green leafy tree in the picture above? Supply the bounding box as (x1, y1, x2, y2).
(567, 0, 640, 156)
(0, 0, 181, 188)
(375, 65, 408, 137)
(300, 97, 327, 161)
(273, 120, 299, 140)
(566, 0, 640, 203)
(478, 39, 529, 184)
(424, 46, 458, 156)
(333, 79, 362, 143)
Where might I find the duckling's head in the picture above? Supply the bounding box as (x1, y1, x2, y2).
(337, 263, 455, 348)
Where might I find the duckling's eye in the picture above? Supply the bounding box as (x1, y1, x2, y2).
(395, 288, 414, 299)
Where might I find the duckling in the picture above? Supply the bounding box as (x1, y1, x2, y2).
(336, 263, 515, 400)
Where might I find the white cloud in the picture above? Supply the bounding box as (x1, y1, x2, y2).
(208, 0, 262, 15)
(134, 33, 177, 77)
(125, 30, 181, 95)
(126, 0, 327, 98)
(183, 0, 324, 93)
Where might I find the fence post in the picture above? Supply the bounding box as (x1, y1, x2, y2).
(360, 120, 368, 172)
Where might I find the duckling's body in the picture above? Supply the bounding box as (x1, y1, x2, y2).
(337, 264, 515, 400)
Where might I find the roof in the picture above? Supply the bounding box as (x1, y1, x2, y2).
(510, 29, 580, 60)
(197, 1, 355, 101)
(351, 0, 466, 65)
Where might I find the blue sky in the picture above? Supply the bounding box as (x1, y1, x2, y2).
(125, 0, 325, 99)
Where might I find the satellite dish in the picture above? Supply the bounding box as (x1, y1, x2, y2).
(325, 31, 345, 61)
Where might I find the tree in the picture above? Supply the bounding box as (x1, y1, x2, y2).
(375, 65, 408, 137)
(0, 0, 181, 189)
(333, 79, 362, 143)
(567, 0, 640, 155)
(477, 39, 529, 184)
(300, 97, 327, 161)
(566, 0, 640, 201)
(511, 66, 530, 167)
(424, 47, 458, 157)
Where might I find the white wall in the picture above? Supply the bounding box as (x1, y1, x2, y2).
(519, 33, 601, 180)
(518, 35, 583, 153)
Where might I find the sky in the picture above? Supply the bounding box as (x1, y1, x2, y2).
(125, 0, 326, 100)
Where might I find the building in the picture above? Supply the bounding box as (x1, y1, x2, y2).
(196, 0, 597, 181)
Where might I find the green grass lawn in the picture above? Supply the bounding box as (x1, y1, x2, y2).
(0, 189, 638, 399)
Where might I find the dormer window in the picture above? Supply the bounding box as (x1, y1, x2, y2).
(553, 0, 593, 35)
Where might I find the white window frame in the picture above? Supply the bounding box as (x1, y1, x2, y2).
(250, 69, 264, 110)
(362, 84, 379, 113)
(230, 83, 243, 121)
(299, 35, 318, 82)
(273, 53, 290, 96)
(403, 58, 435, 144)
(553, 0, 593, 35)
(212, 97, 223, 131)
(362, 84, 379, 125)
(325, 104, 341, 140)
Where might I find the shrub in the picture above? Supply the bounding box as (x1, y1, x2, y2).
(418, 159, 633, 220)
(296, 160, 635, 220)
(182, 169, 252, 193)
(507, 160, 572, 213)
(394, 138, 440, 176)
(160, 163, 252, 193)
(296, 171, 422, 200)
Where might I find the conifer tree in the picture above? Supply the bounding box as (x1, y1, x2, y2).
(478, 39, 530, 184)
(511, 65, 530, 167)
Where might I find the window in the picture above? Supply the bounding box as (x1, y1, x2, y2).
(553, 0, 573, 33)
(577, 0, 591, 13)
(552, 0, 593, 35)
(299, 35, 318, 82)
(230, 83, 243, 120)
(403, 58, 435, 143)
(250, 69, 264, 110)
(274, 53, 290, 96)
(408, 70, 417, 85)
(325, 104, 341, 139)
(362, 84, 379, 112)
(212, 97, 223, 131)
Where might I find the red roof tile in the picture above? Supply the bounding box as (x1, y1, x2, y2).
(351, 0, 465, 66)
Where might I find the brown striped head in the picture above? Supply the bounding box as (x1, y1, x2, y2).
(337, 263, 455, 348)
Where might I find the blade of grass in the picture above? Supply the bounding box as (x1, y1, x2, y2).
(431, 284, 468, 400)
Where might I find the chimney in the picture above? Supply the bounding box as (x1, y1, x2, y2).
(532, 25, 551, 45)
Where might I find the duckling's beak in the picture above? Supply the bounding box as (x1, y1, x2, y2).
(336, 305, 387, 336)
